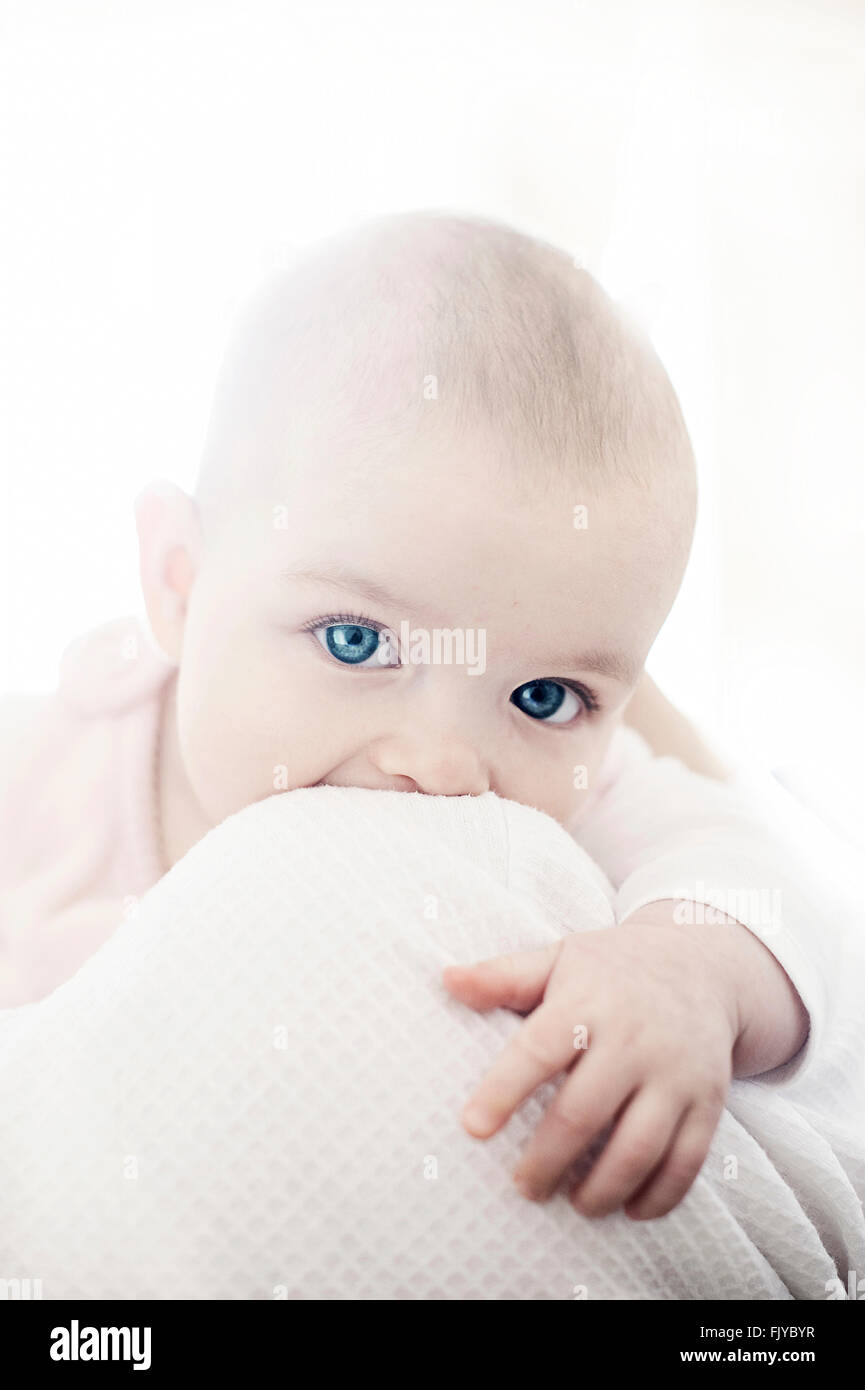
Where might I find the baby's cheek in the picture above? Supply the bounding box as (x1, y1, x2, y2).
(187, 720, 259, 823)
(517, 737, 610, 829)
(541, 778, 590, 828)
(176, 685, 267, 824)
(560, 779, 598, 832)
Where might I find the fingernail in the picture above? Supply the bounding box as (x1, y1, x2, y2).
(514, 1172, 546, 1201)
(571, 1189, 602, 1218)
(462, 1103, 492, 1134)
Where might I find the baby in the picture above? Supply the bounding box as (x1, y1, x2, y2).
(1, 211, 817, 1224)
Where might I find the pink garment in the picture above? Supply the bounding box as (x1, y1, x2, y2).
(0, 617, 176, 1006)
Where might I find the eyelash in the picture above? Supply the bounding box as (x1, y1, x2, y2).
(554, 679, 600, 714)
(300, 611, 602, 716)
(299, 610, 385, 636)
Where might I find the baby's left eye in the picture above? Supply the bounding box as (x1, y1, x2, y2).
(313, 622, 399, 668)
(510, 679, 582, 724)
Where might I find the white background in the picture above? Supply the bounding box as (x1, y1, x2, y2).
(1, 0, 863, 842)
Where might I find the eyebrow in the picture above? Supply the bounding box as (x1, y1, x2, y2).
(281, 563, 639, 686)
(280, 563, 418, 613)
(540, 646, 641, 687)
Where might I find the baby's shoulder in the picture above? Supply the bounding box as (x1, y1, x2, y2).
(56, 614, 175, 716)
(0, 615, 173, 813)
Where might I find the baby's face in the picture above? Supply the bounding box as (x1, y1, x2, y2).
(167, 423, 679, 832)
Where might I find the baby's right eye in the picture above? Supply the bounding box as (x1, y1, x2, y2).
(312, 622, 399, 668)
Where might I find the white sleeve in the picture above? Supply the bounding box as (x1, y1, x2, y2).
(569, 726, 856, 1088)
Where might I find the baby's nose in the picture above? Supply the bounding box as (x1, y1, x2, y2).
(371, 734, 489, 797)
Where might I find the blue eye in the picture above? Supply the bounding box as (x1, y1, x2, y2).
(313, 622, 398, 668)
(511, 679, 582, 724)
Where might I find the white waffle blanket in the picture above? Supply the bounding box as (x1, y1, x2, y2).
(1, 786, 863, 1300)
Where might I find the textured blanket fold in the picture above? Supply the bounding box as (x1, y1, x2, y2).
(1, 786, 862, 1299)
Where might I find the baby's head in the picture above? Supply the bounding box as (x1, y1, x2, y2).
(137, 211, 696, 834)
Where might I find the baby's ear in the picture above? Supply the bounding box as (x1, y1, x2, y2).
(133, 480, 201, 661)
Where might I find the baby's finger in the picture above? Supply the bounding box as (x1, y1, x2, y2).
(460, 998, 583, 1138)
(512, 1050, 637, 1199)
(443, 943, 561, 1014)
(623, 1103, 721, 1220)
(568, 1088, 682, 1217)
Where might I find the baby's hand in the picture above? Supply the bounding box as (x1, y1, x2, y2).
(443, 904, 740, 1221)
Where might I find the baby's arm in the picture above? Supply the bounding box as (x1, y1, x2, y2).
(573, 721, 835, 1084)
(444, 715, 839, 1220)
(619, 675, 809, 1074)
(617, 897, 808, 1081)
